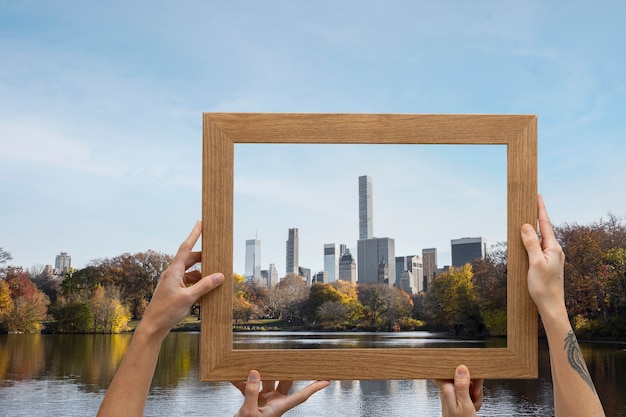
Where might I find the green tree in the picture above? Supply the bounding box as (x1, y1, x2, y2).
(52, 301, 94, 333)
(425, 264, 484, 336)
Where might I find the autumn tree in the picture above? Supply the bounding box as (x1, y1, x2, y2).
(555, 215, 626, 337)
(89, 285, 131, 333)
(3, 267, 50, 333)
(358, 284, 412, 330)
(424, 264, 484, 336)
(266, 274, 308, 323)
(471, 242, 508, 336)
(0, 280, 14, 332)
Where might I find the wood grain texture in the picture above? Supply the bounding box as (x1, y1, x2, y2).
(201, 113, 538, 381)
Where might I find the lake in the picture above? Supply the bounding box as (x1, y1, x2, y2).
(0, 332, 624, 416)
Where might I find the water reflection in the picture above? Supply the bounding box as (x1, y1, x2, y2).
(234, 331, 504, 349)
(0, 333, 624, 416)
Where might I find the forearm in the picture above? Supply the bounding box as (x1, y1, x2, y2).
(96, 324, 167, 417)
(540, 309, 605, 417)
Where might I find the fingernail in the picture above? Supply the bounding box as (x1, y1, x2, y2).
(521, 224, 534, 235)
(212, 273, 224, 285)
(456, 366, 468, 376)
(248, 370, 259, 381)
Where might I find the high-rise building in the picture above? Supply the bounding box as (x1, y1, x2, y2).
(338, 249, 356, 283)
(323, 243, 339, 283)
(395, 255, 423, 294)
(451, 237, 487, 267)
(312, 271, 327, 284)
(422, 248, 437, 291)
(55, 252, 71, 275)
(298, 266, 311, 285)
(359, 175, 373, 240)
(286, 228, 299, 275)
(245, 239, 261, 280)
(357, 237, 396, 285)
(267, 263, 279, 288)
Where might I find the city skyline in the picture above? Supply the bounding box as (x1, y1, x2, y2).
(235, 160, 504, 278)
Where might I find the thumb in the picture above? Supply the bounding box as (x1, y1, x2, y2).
(520, 224, 542, 262)
(240, 370, 261, 413)
(453, 365, 473, 406)
(188, 272, 224, 299)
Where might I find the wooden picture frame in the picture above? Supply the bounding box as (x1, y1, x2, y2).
(201, 113, 538, 381)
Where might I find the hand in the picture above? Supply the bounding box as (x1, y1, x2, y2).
(434, 365, 483, 417)
(520, 195, 566, 318)
(139, 221, 224, 339)
(232, 370, 330, 417)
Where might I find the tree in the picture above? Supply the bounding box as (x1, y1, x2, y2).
(424, 264, 484, 336)
(266, 274, 308, 322)
(52, 301, 94, 333)
(0, 247, 11, 278)
(358, 284, 388, 327)
(89, 285, 131, 333)
(0, 280, 15, 332)
(471, 242, 508, 336)
(4, 267, 50, 333)
(555, 215, 626, 337)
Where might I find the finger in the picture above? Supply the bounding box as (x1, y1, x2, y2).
(453, 365, 474, 407)
(240, 370, 261, 413)
(261, 380, 276, 393)
(186, 272, 224, 300)
(275, 380, 330, 414)
(437, 380, 456, 416)
(521, 223, 543, 263)
(537, 195, 558, 249)
(276, 380, 293, 395)
(183, 251, 202, 270)
(173, 222, 202, 268)
(469, 379, 484, 411)
(183, 270, 202, 285)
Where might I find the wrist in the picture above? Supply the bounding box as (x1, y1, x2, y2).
(135, 317, 170, 344)
(538, 304, 570, 329)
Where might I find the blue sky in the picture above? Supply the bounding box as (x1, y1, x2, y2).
(1, 1, 625, 276)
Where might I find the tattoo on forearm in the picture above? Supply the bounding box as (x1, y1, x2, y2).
(564, 330, 596, 393)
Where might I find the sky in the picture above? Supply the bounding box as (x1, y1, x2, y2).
(1, 1, 625, 276)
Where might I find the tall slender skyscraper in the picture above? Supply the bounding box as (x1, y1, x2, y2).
(245, 238, 261, 280)
(324, 243, 339, 283)
(286, 228, 299, 275)
(359, 175, 373, 240)
(422, 248, 438, 291)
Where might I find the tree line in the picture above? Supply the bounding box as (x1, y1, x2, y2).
(1, 214, 625, 338)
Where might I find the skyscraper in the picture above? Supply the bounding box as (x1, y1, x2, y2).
(338, 249, 356, 283)
(451, 237, 487, 267)
(324, 243, 339, 283)
(286, 228, 299, 275)
(422, 248, 437, 291)
(357, 237, 396, 285)
(55, 252, 71, 275)
(245, 238, 261, 280)
(395, 255, 423, 294)
(267, 263, 279, 288)
(359, 175, 373, 240)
